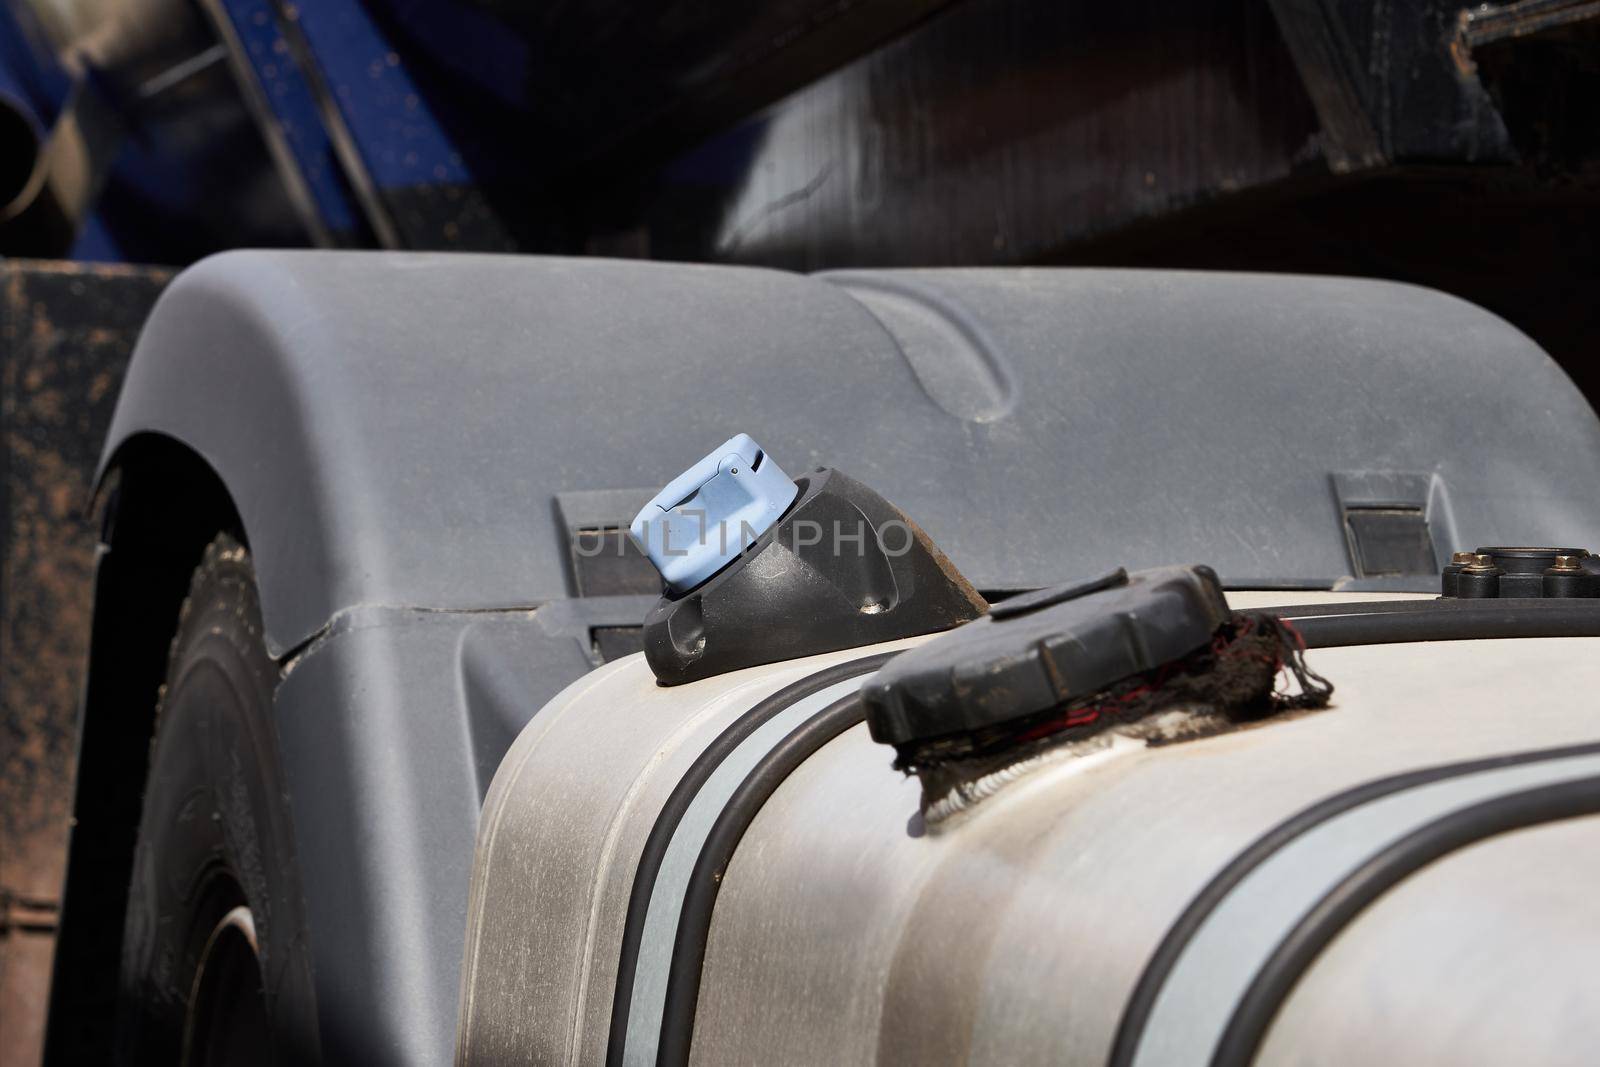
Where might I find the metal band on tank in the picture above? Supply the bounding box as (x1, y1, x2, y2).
(1112, 742, 1600, 1067)
(1211, 774, 1600, 1065)
(656, 693, 868, 1066)
(608, 654, 895, 1067)
(1280, 598, 1600, 647)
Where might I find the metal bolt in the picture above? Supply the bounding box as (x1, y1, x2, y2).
(1450, 551, 1476, 566)
(1463, 553, 1498, 573)
(1551, 554, 1583, 573)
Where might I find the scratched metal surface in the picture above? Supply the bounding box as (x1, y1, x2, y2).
(0, 260, 169, 1067)
(586, 0, 1599, 411)
(614, 0, 1321, 269)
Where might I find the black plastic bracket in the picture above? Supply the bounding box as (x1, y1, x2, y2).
(642, 467, 987, 685)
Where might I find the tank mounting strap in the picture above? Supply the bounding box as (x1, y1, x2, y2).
(607, 652, 897, 1067)
(1110, 741, 1600, 1067)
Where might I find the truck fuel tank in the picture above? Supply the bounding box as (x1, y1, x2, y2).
(457, 586, 1600, 1065)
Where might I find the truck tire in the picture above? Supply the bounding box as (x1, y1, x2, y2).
(116, 534, 318, 1065)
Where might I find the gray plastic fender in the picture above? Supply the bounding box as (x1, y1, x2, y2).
(101, 251, 1600, 658)
(93, 251, 1600, 1063)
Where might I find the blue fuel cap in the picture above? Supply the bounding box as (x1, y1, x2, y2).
(630, 433, 800, 594)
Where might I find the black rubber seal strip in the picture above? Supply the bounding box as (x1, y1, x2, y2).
(1271, 598, 1600, 648)
(1107, 739, 1600, 1067)
(605, 653, 896, 1067)
(1211, 773, 1600, 1066)
(656, 692, 868, 1067)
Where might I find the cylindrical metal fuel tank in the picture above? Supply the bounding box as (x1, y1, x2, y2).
(456, 592, 1600, 1065)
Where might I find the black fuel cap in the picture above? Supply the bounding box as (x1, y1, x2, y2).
(863, 565, 1231, 747)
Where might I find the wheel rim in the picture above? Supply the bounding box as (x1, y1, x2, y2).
(182, 904, 271, 1067)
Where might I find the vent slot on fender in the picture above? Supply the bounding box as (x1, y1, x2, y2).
(556, 488, 664, 597)
(1331, 471, 1453, 581)
(1344, 507, 1436, 577)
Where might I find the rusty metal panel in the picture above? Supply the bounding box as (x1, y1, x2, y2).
(0, 260, 169, 1067)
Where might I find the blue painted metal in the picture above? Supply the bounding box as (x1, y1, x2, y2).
(1, 0, 859, 255)
(213, 0, 368, 241)
(377, 0, 532, 115)
(632, 433, 799, 594)
(200, 0, 523, 248)
(287, 1, 470, 193)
